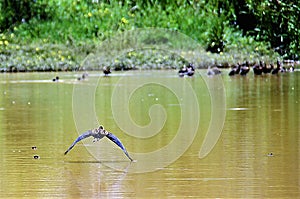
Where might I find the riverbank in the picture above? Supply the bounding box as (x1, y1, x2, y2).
(0, 40, 282, 72)
(2, 0, 298, 72)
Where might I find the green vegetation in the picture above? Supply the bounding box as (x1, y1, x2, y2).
(0, 0, 299, 72)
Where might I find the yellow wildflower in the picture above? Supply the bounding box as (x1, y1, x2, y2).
(4, 41, 9, 45)
(88, 12, 92, 17)
(0, 41, 3, 45)
(36, 47, 39, 52)
(121, 17, 128, 24)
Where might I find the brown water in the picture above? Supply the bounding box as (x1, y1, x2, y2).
(0, 70, 299, 198)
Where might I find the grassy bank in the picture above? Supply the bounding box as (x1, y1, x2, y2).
(0, 1, 283, 72)
(0, 35, 279, 72)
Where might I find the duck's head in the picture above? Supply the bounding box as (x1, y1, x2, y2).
(97, 125, 108, 135)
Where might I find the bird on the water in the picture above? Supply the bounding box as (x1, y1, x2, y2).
(103, 66, 111, 76)
(178, 63, 195, 77)
(271, 60, 281, 75)
(239, 61, 250, 76)
(228, 63, 241, 76)
(64, 125, 133, 161)
(252, 61, 263, 75)
(207, 65, 221, 76)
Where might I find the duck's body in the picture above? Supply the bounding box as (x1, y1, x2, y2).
(77, 72, 89, 81)
(253, 61, 263, 75)
(178, 63, 195, 77)
(103, 66, 111, 76)
(186, 64, 195, 76)
(253, 67, 263, 75)
(178, 66, 187, 77)
(228, 64, 241, 76)
(64, 125, 133, 161)
(239, 62, 250, 76)
(207, 66, 221, 76)
(271, 60, 281, 75)
(228, 69, 235, 76)
(262, 63, 273, 74)
(271, 67, 279, 74)
(82, 72, 88, 79)
(289, 66, 295, 72)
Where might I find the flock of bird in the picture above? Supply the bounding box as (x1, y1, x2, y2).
(52, 67, 110, 82)
(177, 60, 295, 77)
(53, 61, 295, 81)
(208, 60, 295, 76)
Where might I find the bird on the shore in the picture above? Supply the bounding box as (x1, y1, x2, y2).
(64, 125, 133, 161)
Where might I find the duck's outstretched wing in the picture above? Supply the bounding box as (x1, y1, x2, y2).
(106, 132, 133, 161)
(64, 131, 92, 155)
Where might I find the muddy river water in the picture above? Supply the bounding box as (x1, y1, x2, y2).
(0, 70, 299, 198)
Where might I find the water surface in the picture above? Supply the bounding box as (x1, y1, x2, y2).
(0, 70, 299, 198)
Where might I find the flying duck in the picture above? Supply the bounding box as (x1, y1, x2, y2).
(64, 125, 133, 161)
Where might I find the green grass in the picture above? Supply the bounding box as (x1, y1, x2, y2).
(0, 0, 281, 72)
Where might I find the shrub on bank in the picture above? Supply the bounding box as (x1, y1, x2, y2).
(0, 0, 287, 71)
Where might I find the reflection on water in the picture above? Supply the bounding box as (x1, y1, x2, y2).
(0, 71, 299, 198)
